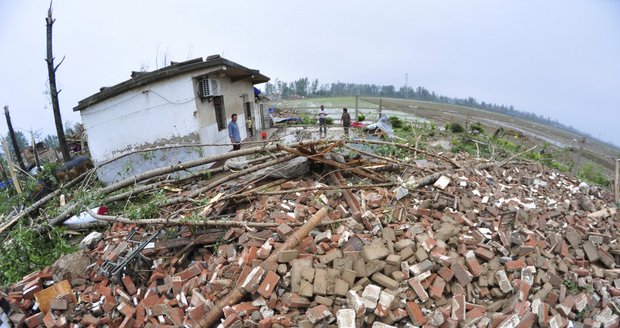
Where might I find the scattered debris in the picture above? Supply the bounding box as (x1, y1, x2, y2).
(1, 135, 619, 327)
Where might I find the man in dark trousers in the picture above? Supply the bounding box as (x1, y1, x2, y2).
(228, 114, 241, 150)
(318, 105, 328, 136)
(341, 107, 351, 136)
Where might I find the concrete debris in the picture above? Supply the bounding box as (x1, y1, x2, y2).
(2, 144, 619, 328)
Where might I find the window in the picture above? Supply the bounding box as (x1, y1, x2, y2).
(213, 96, 226, 131)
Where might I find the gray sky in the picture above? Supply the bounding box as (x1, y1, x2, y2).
(1, 1, 619, 145)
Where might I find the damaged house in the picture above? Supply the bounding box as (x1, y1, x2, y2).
(73, 55, 269, 184)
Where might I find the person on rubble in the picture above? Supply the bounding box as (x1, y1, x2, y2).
(341, 107, 351, 136)
(318, 105, 328, 136)
(228, 113, 241, 151)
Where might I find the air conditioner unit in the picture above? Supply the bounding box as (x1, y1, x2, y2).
(199, 78, 221, 97)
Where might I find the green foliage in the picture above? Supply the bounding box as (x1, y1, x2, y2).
(470, 122, 485, 134)
(0, 226, 76, 285)
(357, 114, 366, 122)
(325, 117, 334, 125)
(126, 190, 167, 220)
(446, 123, 465, 133)
(495, 139, 520, 153)
(299, 115, 317, 125)
(388, 116, 404, 129)
(578, 163, 609, 186)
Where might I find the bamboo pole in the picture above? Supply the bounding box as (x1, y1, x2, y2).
(196, 207, 329, 328)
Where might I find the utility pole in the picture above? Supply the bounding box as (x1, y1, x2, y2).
(4, 106, 26, 171)
(379, 98, 383, 118)
(355, 95, 359, 122)
(572, 137, 585, 176)
(615, 158, 619, 203)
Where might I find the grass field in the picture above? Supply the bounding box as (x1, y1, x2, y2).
(274, 96, 619, 181)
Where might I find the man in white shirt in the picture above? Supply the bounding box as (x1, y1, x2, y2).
(318, 105, 327, 135)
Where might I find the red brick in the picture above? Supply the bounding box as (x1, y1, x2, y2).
(188, 304, 207, 322)
(222, 313, 241, 328)
(167, 307, 185, 327)
(43, 312, 57, 328)
(505, 259, 526, 271)
(438, 266, 454, 282)
(306, 304, 332, 324)
(408, 278, 429, 302)
(231, 301, 260, 314)
(122, 275, 137, 295)
(466, 305, 486, 320)
(406, 301, 427, 325)
(176, 263, 203, 281)
(464, 251, 483, 277)
(117, 302, 136, 317)
(474, 247, 495, 261)
(451, 262, 473, 286)
(429, 276, 446, 299)
(451, 294, 466, 321)
(257, 271, 280, 298)
(118, 315, 134, 328)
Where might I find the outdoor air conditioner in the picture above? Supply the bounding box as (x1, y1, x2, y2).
(199, 78, 221, 97)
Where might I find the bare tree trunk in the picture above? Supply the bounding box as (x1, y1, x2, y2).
(45, 3, 71, 162)
(4, 106, 26, 171)
(31, 130, 41, 168)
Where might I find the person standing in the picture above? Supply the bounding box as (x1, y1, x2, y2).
(228, 114, 241, 150)
(246, 116, 254, 137)
(318, 105, 328, 135)
(341, 107, 351, 136)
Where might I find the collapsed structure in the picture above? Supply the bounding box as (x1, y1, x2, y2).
(2, 130, 619, 328)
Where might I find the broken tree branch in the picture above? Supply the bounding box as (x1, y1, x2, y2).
(97, 139, 283, 167)
(87, 208, 343, 228)
(277, 143, 387, 183)
(348, 139, 461, 168)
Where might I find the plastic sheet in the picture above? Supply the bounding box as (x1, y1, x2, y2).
(364, 114, 395, 138)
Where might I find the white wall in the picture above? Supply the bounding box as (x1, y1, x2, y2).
(80, 68, 258, 184)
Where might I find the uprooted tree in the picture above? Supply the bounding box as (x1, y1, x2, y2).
(45, 2, 71, 162)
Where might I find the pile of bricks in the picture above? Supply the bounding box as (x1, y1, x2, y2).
(2, 156, 620, 327)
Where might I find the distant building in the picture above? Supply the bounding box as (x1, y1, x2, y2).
(73, 55, 269, 184)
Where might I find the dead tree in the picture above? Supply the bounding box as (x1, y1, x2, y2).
(4, 106, 26, 171)
(45, 2, 71, 162)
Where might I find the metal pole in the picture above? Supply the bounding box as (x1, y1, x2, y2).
(355, 95, 359, 122)
(615, 158, 619, 203)
(572, 137, 585, 176)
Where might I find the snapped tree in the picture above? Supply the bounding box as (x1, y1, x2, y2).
(45, 2, 71, 162)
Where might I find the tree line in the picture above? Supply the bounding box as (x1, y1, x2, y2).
(264, 78, 613, 148)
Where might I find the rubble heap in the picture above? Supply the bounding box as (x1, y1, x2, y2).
(2, 139, 619, 328)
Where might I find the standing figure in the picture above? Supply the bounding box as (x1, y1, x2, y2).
(318, 105, 328, 135)
(228, 114, 241, 150)
(246, 116, 254, 137)
(341, 107, 351, 136)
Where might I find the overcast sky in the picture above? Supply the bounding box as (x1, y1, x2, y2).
(1, 1, 618, 145)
